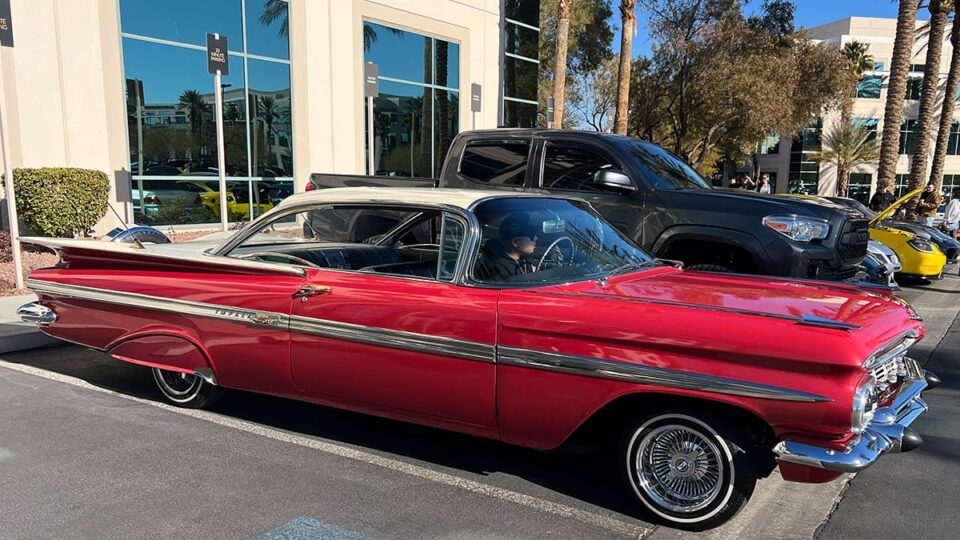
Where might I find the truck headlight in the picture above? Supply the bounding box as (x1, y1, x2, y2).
(851, 376, 878, 434)
(907, 238, 934, 253)
(762, 215, 830, 242)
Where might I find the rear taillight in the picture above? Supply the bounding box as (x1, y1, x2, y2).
(143, 195, 162, 205)
(305, 182, 316, 191)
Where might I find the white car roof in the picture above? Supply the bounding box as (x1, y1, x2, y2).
(276, 187, 556, 211)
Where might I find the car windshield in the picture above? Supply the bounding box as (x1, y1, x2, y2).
(624, 141, 712, 190)
(471, 197, 656, 285)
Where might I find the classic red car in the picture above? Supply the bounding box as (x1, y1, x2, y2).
(18, 188, 936, 529)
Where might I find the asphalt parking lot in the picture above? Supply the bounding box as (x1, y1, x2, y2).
(1, 272, 957, 540)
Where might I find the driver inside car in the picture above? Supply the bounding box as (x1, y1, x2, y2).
(486, 212, 540, 278)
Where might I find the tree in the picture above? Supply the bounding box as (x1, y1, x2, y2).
(907, 0, 952, 200)
(259, 0, 289, 38)
(747, 0, 794, 39)
(568, 57, 618, 131)
(539, 0, 614, 127)
(931, 7, 960, 187)
(551, 1, 574, 128)
(877, 0, 919, 191)
(613, 0, 637, 134)
(811, 123, 880, 197)
(841, 40, 875, 121)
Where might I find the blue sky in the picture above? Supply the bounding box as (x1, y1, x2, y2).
(619, 0, 903, 57)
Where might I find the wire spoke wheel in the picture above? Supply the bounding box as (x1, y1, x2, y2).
(153, 368, 202, 400)
(635, 424, 725, 514)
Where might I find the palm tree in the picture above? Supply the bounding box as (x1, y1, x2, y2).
(551, 0, 573, 128)
(930, 6, 960, 187)
(906, 0, 951, 196)
(841, 41, 875, 122)
(259, 0, 288, 38)
(812, 124, 881, 197)
(613, 0, 636, 135)
(877, 0, 919, 192)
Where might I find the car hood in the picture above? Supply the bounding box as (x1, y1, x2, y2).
(871, 187, 924, 225)
(669, 188, 858, 220)
(566, 267, 910, 329)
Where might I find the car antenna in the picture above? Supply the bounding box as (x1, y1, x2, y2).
(106, 202, 146, 250)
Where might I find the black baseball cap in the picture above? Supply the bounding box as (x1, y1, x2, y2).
(500, 213, 540, 238)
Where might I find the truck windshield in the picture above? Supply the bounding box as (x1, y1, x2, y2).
(625, 141, 712, 190)
(471, 197, 656, 285)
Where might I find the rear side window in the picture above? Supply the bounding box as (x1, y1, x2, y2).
(458, 141, 530, 186)
(541, 144, 618, 192)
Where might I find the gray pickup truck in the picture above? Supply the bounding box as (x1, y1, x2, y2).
(310, 129, 869, 281)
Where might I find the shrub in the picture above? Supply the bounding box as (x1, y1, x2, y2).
(12, 168, 110, 237)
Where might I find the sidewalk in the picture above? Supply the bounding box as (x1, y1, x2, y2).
(0, 293, 62, 354)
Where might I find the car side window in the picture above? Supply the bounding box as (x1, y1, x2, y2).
(458, 140, 530, 186)
(438, 213, 466, 281)
(541, 143, 621, 192)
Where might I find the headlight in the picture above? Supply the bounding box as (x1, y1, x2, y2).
(907, 238, 934, 253)
(851, 376, 878, 434)
(762, 215, 830, 242)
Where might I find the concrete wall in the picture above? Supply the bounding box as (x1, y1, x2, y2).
(0, 0, 505, 234)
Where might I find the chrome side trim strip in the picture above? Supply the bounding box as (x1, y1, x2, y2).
(27, 279, 287, 331)
(498, 346, 831, 403)
(798, 314, 861, 331)
(288, 315, 496, 363)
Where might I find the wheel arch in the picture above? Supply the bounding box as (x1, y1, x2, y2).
(105, 328, 218, 380)
(652, 226, 769, 272)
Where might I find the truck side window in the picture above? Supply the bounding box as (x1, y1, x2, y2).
(541, 144, 619, 192)
(459, 141, 530, 186)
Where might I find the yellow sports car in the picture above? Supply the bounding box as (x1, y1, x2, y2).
(869, 188, 946, 279)
(180, 180, 274, 220)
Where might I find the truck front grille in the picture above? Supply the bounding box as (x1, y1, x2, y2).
(838, 219, 869, 262)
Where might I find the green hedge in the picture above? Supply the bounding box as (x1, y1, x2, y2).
(12, 167, 109, 237)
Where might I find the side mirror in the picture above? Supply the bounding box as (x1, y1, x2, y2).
(594, 169, 636, 193)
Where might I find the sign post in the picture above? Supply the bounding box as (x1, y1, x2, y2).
(0, 0, 22, 289)
(546, 96, 556, 129)
(470, 83, 481, 130)
(364, 63, 378, 175)
(207, 32, 229, 231)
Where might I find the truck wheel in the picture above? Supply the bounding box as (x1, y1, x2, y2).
(685, 263, 732, 273)
(152, 368, 223, 408)
(622, 413, 756, 530)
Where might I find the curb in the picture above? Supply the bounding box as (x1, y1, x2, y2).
(0, 326, 62, 354)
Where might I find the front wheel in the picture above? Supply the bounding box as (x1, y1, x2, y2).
(151, 368, 224, 408)
(622, 413, 756, 530)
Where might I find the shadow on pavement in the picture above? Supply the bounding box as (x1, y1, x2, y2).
(1, 345, 647, 523)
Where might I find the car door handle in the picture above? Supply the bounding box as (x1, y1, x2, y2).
(293, 285, 333, 301)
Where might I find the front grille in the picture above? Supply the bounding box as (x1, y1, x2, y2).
(871, 355, 909, 393)
(838, 219, 869, 262)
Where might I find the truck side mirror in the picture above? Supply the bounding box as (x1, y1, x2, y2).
(594, 169, 636, 193)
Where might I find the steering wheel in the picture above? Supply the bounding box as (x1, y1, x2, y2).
(237, 251, 320, 268)
(539, 236, 576, 270)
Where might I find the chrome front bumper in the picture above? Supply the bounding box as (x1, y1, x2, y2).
(17, 302, 56, 325)
(774, 360, 935, 474)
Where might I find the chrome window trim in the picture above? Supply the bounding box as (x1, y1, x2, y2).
(498, 346, 832, 403)
(862, 329, 919, 371)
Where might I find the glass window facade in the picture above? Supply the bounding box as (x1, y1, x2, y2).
(942, 174, 960, 200)
(899, 119, 917, 155)
(856, 75, 882, 99)
(788, 119, 822, 194)
(948, 121, 960, 155)
(848, 173, 872, 204)
(502, 0, 541, 127)
(363, 21, 460, 178)
(906, 77, 923, 101)
(894, 173, 910, 198)
(851, 117, 878, 141)
(759, 134, 780, 155)
(120, 0, 293, 226)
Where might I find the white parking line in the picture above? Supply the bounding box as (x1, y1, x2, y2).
(0, 359, 652, 539)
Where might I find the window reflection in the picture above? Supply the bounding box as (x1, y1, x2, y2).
(120, 0, 242, 52)
(247, 0, 289, 58)
(503, 101, 538, 128)
(364, 22, 432, 84)
(372, 82, 432, 177)
(249, 59, 293, 176)
(503, 56, 537, 102)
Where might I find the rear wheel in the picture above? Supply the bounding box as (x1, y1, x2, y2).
(151, 368, 223, 408)
(622, 413, 756, 530)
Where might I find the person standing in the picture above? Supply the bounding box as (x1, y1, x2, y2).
(870, 184, 896, 212)
(916, 181, 943, 227)
(944, 188, 960, 239)
(741, 174, 756, 190)
(756, 173, 772, 194)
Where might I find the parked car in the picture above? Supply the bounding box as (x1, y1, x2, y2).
(19, 187, 934, 529)
(132, 179, 208, 217)
(863, 239, 900, 286)
(310, 129, 870, 281)
(786, 191, 947, 280)
(187, 180, 275, 220)
(825, 195, 960, 262)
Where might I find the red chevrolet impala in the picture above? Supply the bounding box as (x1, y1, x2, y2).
(18, 188, 935, 529)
